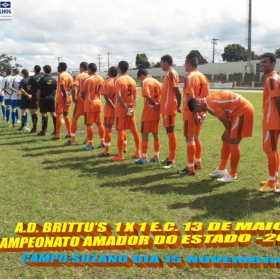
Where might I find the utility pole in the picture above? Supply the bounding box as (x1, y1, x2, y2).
(247, 0, 252, 65)
(57, 57, 62, 75)
(57, 57, 62, 65)
(107, 53, 110, 70)
(97, 54, 103, 73)
(211, 38, 219, 63)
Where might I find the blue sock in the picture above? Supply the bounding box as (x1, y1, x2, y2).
(24, 112, 28, 125)
(1, 104, 5, 119)
(12, 111, 16, 126)
(6, 108, 10, 122)
(16, 108, 19, 120)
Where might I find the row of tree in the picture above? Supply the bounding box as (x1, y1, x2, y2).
(0, 54, 21, 76)
(135, 45, 280, 69)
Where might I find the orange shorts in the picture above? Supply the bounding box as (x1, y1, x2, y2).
(263, 130, 280, 152)
(141, 120, 160, 133)
(184, 119, 202, 137)
(115, 115, 137, 131)
(162, 115, 176, 128)
(73, 101, 84, 117)
(56, 102, 71, 114)
(229, 107, 254, 139)
(104, 116, 115, 125)
(84, 111, 102, 124)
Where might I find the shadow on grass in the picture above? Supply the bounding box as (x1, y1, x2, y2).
(169, 188, 280, 220)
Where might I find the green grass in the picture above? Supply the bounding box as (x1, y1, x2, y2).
(1, 91, 280, 278)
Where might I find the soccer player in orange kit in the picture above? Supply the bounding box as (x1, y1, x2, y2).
(135, 68, 162, 164)
(188, 91, 254, 183)
(159, 54, 181, 169)
(110, 61, 140, 161)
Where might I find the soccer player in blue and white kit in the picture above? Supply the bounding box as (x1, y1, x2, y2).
(0, 75, 5, 121)
(1, 69, 13, 124)
(9, 68, 23, 127)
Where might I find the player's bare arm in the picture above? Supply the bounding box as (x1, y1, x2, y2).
(116, 93, 129, 113)
(274, 96, 280, 115)
(131, 92, 138, 112)
(174, 87, 182, 113)
(218, 113, 231, 132)
(80, 90, 86, 100)
(36, 89, 41, 104)
(70, 85, 77, 101)
(60, 84, 68, 102)
(104, 94, 115, 110)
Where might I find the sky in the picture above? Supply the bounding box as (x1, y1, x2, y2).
(0, 0, 279, 73)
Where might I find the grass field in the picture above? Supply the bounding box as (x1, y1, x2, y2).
(1, 90, 280, 279)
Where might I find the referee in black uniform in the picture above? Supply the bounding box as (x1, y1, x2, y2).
(36, 65, 57, 136)
(27, 65, 44, 133)
(18, 69, 31, 130)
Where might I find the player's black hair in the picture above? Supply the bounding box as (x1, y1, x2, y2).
(80, 62, 88, 71)
(137, 68, 149, 78)
(118, 61, 129, 73)
(88, 63, 97, 73)
(6, 69, 11, 76)
(12, 68, 19, 75)
(186, 54, 198, 68)
(108, 66, 117, 77)
(34, 65, 41, 74)
(58, 62, 67, 71)
(161, 54, 173, 65)
(261, 53, 276, 64)
(43, 65, 52, 74)
(21, 69, 29, 77)
(188, 98, 198, 112)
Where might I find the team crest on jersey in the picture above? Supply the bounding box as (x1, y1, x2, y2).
(0, 1, 12, 19)
(46, 80, 53, 85)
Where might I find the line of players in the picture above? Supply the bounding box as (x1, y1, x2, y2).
(0, 53, 279, 192)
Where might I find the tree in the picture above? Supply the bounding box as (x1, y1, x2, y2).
(222, 44, 249, 62)
(151, 62, 161, 68)
(275, 48, 280, 58)
(135, 53, 150, 69)
(187, 50, 208, 64)
(0, 54, 21, 76)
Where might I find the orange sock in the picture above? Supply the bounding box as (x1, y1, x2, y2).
(187, 141, 196, 172)
(154, 140, 160, 159)
(123, 132, 127, 152)
(104, 127, 112, 154)
(167, 132, 177, 163)
(131, 128, 140, 156)
(70, 118, 78, 142)
(64, 115, 71, 136)
(56, 114, 62, 138)
(98, 124, 105, 145)
(229, 144, 241, 178)
(276, 150, 279, 183)
(267, 151, 277, 187)
(117, 130, 125, 158)
(141, 141, 148, 160)
(195, 139, 202, 159)
(87, 126, 94, 147)
(218, 141, 230, 170)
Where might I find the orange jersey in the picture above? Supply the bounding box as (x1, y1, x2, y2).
(82, 74, 104, 113)
(201, 91, 253, 119)
(183, 69, 209, 120)
(56, 71, 73, 104)
(101, 77, 116, 118)
(160, 67, 179, 116)
(141, 75, 162, 121)
(114, 74, 137, 118)
(73, 71, 90, 103)
(263, 71, 280, 130)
